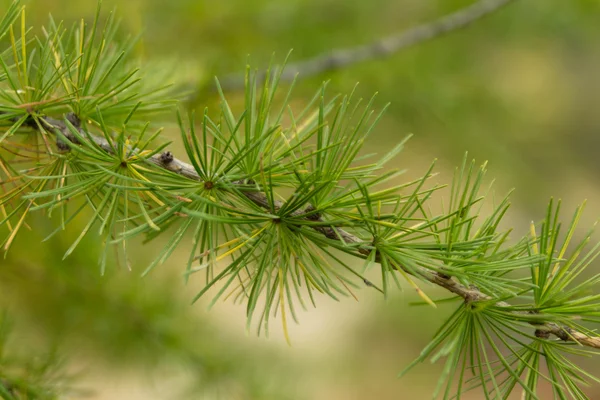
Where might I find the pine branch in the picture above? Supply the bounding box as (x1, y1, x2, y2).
(214, 0, 516, 92)
(38, 113, 600, 350)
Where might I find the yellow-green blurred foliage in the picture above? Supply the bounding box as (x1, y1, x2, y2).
(2, 0, 600, 398)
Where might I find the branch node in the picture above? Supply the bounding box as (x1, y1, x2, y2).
(56, 137, 70, 152)
(555, 327, 573, 341)
(66, 112, 81, 128)
(535, 329, 551, 339)
(160, 151, 174, 164)
(304, 204, 321, 221)
(438, 271, 452, 280)
(204, 181, 214, 190)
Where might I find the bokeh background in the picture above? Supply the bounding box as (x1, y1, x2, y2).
(2, 0, 600, 398)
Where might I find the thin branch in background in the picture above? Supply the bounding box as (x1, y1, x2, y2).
(215, 0, 516, 92)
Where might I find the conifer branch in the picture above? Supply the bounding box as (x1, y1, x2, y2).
(37, 113, 600, 350)
(215, 0, 516, 92)
(2, 2, 600, 396)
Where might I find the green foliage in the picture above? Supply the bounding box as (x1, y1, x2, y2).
(1, 1, 600, 399)
(400, 200, 600, 399)
(0, 313, 68, 400)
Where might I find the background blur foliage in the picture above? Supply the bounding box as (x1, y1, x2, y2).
(0, 0, 600, 399)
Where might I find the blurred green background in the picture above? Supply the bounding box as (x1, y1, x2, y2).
(2, 0, 600, 398)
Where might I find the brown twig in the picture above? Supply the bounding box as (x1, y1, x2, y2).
(214, 0, 516, 93)
(33, 113, 600, 350)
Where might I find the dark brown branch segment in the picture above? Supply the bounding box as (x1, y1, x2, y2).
(214, 0, 516, 92)
(26, 114, 599, 350)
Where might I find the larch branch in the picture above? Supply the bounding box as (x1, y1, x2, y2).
(32, 113, 600, 350)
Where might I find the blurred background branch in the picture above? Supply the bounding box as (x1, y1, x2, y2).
(209, 0, 516, 94)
